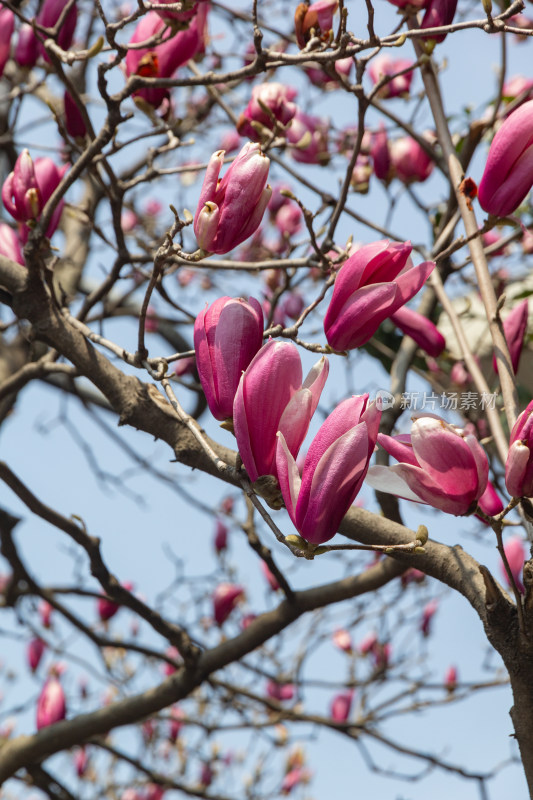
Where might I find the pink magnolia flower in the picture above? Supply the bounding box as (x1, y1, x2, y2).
(323, 240, 435, 350)
(74, 747, 89, 777)
(39, 600, 53, 628)
(277, 396, 381, 544)
(477, 481, 504, 518)
(14, 23, 39, 68)
(275, 203, 303, 237)
(420, 0, 458, 43)
(502, 75, 533, 104)
(366, 415, 489, 516)
(371, 124, 392, 182)
(389, 135, 435, 184)
(125, 9, 207, 110)
(281, 767, 312, 794)
(286, 111, 329, 165)
(386, 0, 427, 8)
(330, 689, 354, 722)
(219, 129, 241, 154)
(145, 783, 165, 800)
(389, 306, 446, 357)
(234, 340, 328, 482)
(64, 91, 87, 140)
(36, 677, 66, 729)
(0, 223, 24, 265)
(213, 583, 244, 625)
(444, 665, 458, 691)
(350, 154, 372, 194)
(36, 0, 78, 60)
(305, 56, 353, 89)
(505, 400, 533, 497)
(295, 0, 338, 48)
(194, 143, 271, 254)
(368, 55, 414, 99)
(237, 83, 297, 140)
(97, 581, 134, 622)
(214, 519, 228, 553)
(332, 628, 353, 653)
(2, 150, 69, 241)
(492, 299, 529, 375)
(199, 763, 214, 788)
(27, 639, 46, 672)
(163, 646, 182, 676)
(0, 9, 14, 78)
(266, 680, 295, 701)
(168, 705, 185, 742)
(420, 599, 439, 637)
(260, 560, 280, 591)
(194, 296, 264, 420)
(501, 536, 526, 594)
(478, 100, 533, 217)
(400, 567, 425, 587)
(173, 355, 196, 377)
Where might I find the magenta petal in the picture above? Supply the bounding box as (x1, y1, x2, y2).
(506, 441, 531, 497)
(278, 388, 314, 459)
(194, 151, 224, 230)
(410, 417, 480, 498)
(233, 374, 259, 480)
(377, 432, 420, 467)
(324, 283, 397, 349)
(390, 306, 445, 357)
(392, 260, 435, 309)
(297, 423, 370, 543)
(365, 465, 425, 503)
(276, 432, 301, 525)
(324, 241, 391, 320)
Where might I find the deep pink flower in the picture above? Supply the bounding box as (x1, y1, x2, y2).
(420, 0, 458, 43)
(277, 396, 381, 544)
(281, 767, 312, 794)
(168, 705, 185, 742)
(97, 581, 133, 622)
(350, 154, 372, 194)
(323, 240, 435, 351)
(371, 124, 391, 182)
(0, 223, 24, 265)
(27, 638, 45, 672)
(295, 0, 338, 48)
(199, 763, 214, 787)
(39, 600, 53, 628)
(332, 628, 353, 653)
(385, 0, 428, 8)
(500, 536, 526, 594)
(125, 9, 207, 110)
(194, 296, 263, 420)
(237, 83, 297, 140)
(492, 299, 528, 375)
(478, 100, 533, 217)
(194, 143, 271, 254)
(389, 306, 446, 357)
(502, 75, 533, 104)
(260, 560, 280, 591)
(36, 677, 66, 729)
(368, 55, 414, 99)
(390, 135, 435, 184)
(420, 599, 438, 636)
(36, 0, 78, 60)
(266, 680, 295, 701)
(0, 9, 14, 78)
(234, 340, 328, 482)
(286, 111, 329, 165)
(213, 583, 244, 625)
(2, 151, 69, 241)
(163, 646, 182, 676)
(213, 519, 228, 553)
(330, 689, 354, 722)
(367, 415, 489, 516)
(505, 400, 533, 497)
(444, 664, 458, 691)
(305, 56, 353, 89)
(275, 204, 303, 237)
(400, 567, 425, 587)
(64, 90, 87, 139)
(477, 480, 504, 518)
(74, 747, 89, 777)
(14, 23, 39, 68)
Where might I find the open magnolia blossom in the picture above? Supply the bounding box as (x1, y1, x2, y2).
(366, 414, 489, 516)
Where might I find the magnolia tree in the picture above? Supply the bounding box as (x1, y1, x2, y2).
(2, 0, 533, 797)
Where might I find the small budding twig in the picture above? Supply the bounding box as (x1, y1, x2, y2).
(285, 526, 429, 559)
